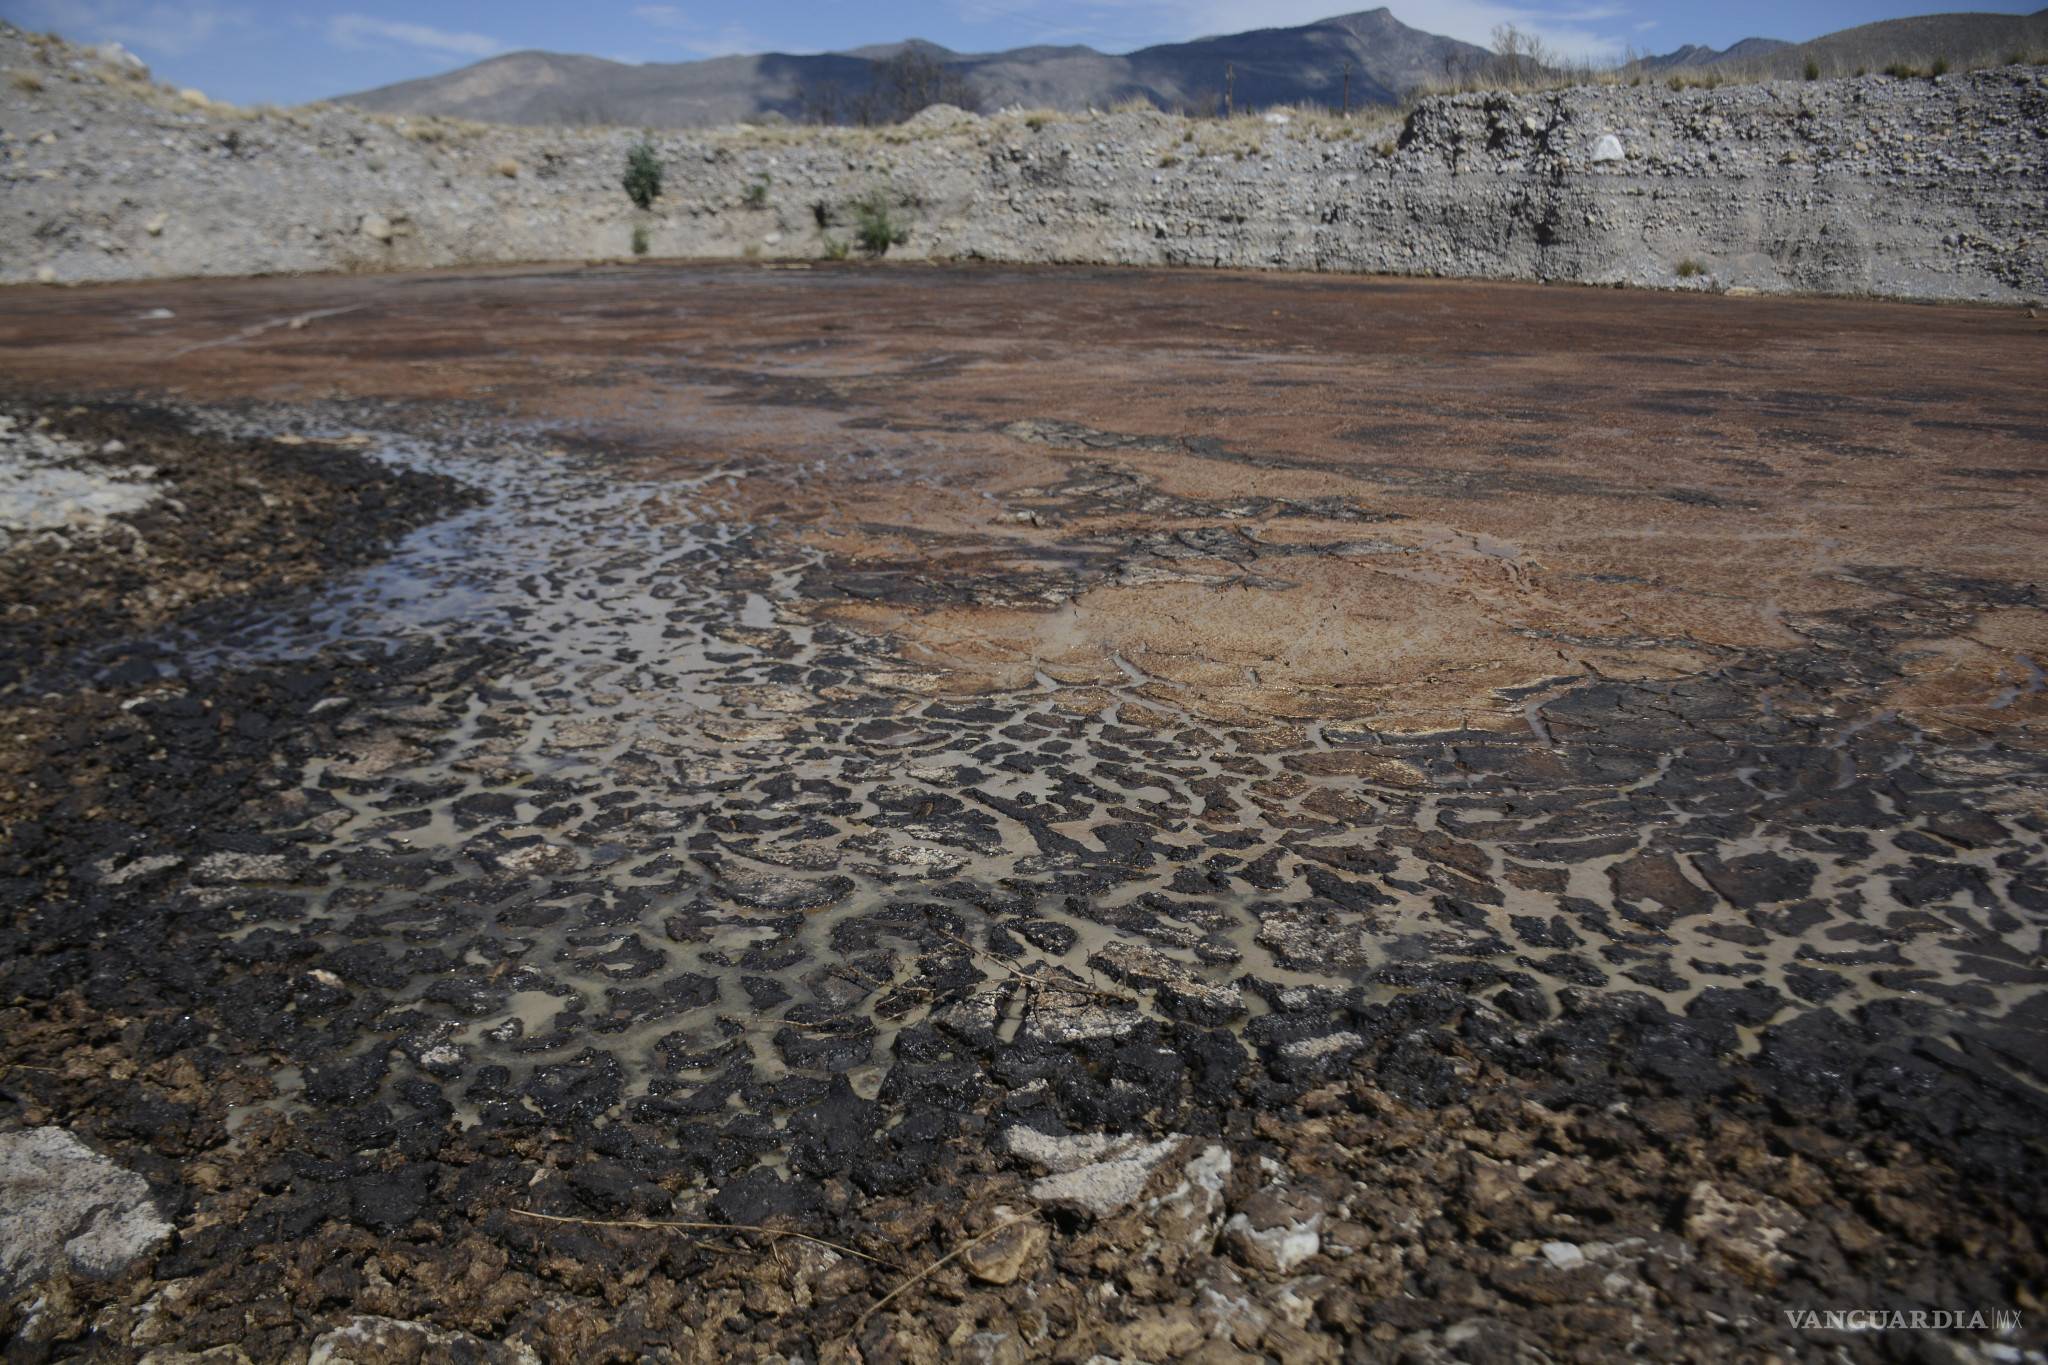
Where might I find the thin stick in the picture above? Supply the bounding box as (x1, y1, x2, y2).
(508, 1208, 898, 1268)
(856, 1216, 1033, 1330)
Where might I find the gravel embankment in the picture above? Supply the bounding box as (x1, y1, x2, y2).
(3, 23, 2044, 301)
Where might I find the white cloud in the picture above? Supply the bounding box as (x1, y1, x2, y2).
(326, 13, 505, 60)
(630, 4, 767, 57)
(13, 0, 247, 57)
(681, 23, 767, 57)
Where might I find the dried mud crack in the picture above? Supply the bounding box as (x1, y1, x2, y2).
(0, 265, 2043, 1362)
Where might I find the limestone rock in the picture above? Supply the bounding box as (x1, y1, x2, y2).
(1031, 1142, 1186, 1217)
(307, 1316, 541, 1365)
(1003, 1126, 1185, 1217)
(0, 1128, 172, 1295)
(1223, 1184, 1326, 1275)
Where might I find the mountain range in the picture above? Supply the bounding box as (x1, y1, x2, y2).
(333, 6, 2048, 128)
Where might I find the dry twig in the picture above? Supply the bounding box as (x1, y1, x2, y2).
(856, 1216, 1034, 1329)
(508, 1208, 899, 1268)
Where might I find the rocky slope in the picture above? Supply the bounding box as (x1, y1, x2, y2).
(3, 23, 2044, 303)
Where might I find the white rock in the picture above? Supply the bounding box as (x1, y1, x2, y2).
(1145, 1144, 1232, 1253)
(359, 213, 394, 243)
(1004, 1126, 1185, 1217)
(1541, 1240, 1586, 1270)
(0, 1128, 171, 1294)
(87, 853, 181, 886)
(1278, 1031, 1362, 1062)
(1002, 1125, 1149, 1173)
(0, 429, 161, 540)
(1591, 134, 1626, 163)
(309, 1316, 540, 1365)
(193, 851, 296, 882)
(1224, 1210, 1321, 1273)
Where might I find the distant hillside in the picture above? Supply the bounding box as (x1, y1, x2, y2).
(333, 50, 881, 128)
(1643, 8, 2048, 76)
(1761, 7, 2048, 74)
(332, 6, 2048, 129)
(1635, 37, 1793, 73)
(334, 7, 1492, 126)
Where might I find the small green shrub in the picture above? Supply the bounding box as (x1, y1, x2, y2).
(1884, 61, 1920, 79)
(631, 224, 650, 257)
(1676, 258, 1705, 279)
(742, 180, 769, 209)
(622, 142, 663, 210)
(853, 194, 908, 256)
(1930, 56, 1950, 77)
(1804, 59, 1820, 81)
(822, 236, 851, 261)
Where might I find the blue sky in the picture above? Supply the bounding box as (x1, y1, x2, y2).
(3, 0, 2036, 105)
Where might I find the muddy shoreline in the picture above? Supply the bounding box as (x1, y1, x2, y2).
(2, 266, 2044, 1360)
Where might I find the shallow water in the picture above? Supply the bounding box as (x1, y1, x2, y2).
(112, 413, 2043, 1132)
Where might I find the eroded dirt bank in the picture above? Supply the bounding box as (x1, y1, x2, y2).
(6, 23, 2047, 302)
(0, 264, 2044, 1361)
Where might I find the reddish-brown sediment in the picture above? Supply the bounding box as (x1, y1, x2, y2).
(4, 262, 2041, 738)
